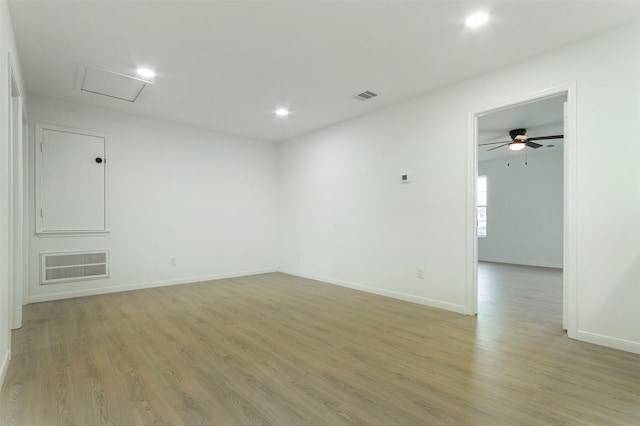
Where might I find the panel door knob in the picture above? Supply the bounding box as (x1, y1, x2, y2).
(95, 157, 103, 164)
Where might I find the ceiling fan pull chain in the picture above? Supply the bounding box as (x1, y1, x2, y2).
(525, 148, 528, 166)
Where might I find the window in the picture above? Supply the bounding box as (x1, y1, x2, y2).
(477, 176, 487, 237)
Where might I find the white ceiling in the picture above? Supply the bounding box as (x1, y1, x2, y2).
(9, 1, 640, 142)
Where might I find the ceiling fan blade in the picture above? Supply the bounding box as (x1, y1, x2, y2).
(525, 141, 543, 149)
(479, 140, 510, 146)
(486, 143, 510, 152)
(527, 134, 564, 141)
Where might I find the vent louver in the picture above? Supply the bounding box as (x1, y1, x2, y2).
(41, 250, 109, 285)
(354, 90, 378, 101)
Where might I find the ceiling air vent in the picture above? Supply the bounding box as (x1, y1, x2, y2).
(353, 90, 378, 101)
(75, 63, 152, 103)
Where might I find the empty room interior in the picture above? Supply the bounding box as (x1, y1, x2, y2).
(1, 1, 639, 425)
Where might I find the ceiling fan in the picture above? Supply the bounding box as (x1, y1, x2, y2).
(479, 128, 564, 152)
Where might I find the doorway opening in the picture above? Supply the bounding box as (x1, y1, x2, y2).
(469, 86, 577, 339)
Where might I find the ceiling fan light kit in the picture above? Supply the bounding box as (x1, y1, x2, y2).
(509, 142, 526, 151)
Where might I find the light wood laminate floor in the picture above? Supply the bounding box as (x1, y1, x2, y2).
(2, 263, 639, 425)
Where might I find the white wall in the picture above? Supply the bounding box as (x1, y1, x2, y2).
(478, 149, 563, 268)
(0, 0, 26, 386)
(278, 94, 470, 313)
(27, 96, 279, 302)
(278, 21, 640, 353)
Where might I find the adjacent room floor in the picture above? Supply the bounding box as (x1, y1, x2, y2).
(1, 263, 639, 425)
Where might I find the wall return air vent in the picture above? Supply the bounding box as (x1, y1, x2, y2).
(353, 90, 378, 101)
(41, 250, 109, 285)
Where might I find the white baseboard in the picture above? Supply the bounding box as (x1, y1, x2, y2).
(577, 331, 640, 354)
(478, 257, 562, 269)
(27, 267, 278, 303)
(0, 349, 10, 390)
(280, 269, 469, 315)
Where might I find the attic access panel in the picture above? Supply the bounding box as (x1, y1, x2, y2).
(76, 64, 150, 102)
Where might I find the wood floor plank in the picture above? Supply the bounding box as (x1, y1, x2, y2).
(2, 263, 640, 425)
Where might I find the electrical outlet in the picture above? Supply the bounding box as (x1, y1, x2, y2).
(170, 257, 176, 266)
(417, 266, 424, 279)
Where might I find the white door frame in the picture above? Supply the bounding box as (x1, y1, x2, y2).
(22, 118, 29, 308)
(8, 53, 23, 330)
(467, 83, 578, 339)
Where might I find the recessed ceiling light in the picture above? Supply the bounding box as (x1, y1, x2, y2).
(275, 108, 290, 117)
(136, 68, 155, 78)
(465, 12, 489, 28)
